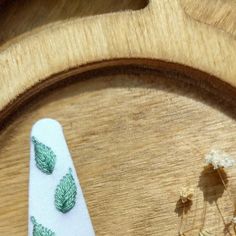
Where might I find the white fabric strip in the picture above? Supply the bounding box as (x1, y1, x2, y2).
(28, 118, 95, 236)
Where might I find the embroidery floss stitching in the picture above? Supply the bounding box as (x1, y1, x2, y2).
(31, 216, 55, 236)
(32, 137, 56, 174)
(55, 168, 77, 213)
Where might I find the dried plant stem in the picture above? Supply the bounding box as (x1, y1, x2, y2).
(178, 205, 185, 235)
(179, 227, 202, 235)
(201, 200, 207, 230)
(217, 169, 235, 212)
(184, 142, 235, 211)
(215, 201, 233, 236)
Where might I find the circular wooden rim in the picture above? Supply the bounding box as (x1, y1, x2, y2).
(1, 58, 235, 129)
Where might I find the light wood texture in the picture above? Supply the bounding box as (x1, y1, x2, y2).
(181, 0, 236, 38)
(0, 0, 148, 45)
(0, 0, 236, 121)
(1, 1, 236, 236)
(2, 73, 236, 236)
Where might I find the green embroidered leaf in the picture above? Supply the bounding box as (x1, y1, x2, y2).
(31, 216, 55, 236)
(32, 137, 56, 174)
(55, 168, 77, 213)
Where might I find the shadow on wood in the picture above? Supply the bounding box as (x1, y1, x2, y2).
(0, 0, 148, 45)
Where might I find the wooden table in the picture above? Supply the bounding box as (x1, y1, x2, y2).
(0, 1, 236, 235)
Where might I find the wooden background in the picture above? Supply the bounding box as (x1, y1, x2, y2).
(0, 0, 236, 235)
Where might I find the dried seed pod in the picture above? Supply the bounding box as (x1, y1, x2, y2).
(180, 187, 194, 203)
(232, 217, 236, 224)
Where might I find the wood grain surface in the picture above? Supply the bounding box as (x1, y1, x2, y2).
(181, 0, 236, 38)
(0, 1, 236, 236)
(0, 0, 236, 121)
(0, 0, 148, 45)
(2, 72, 236, 235)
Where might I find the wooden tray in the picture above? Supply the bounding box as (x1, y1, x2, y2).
(0, 0, 236, 235)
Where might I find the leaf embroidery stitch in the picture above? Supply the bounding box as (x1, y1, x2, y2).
(55, 168, 77, 213)
(32, 137, 56, 174)
(31, 216, 55, 236)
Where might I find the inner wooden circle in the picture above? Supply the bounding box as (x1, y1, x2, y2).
(1, 72, 236, 235)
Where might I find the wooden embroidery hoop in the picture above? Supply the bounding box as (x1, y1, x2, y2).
(1, 0, 236, 122)
(1, 0, 236, 235)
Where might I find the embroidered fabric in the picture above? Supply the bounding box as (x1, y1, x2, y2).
(28, 118, 95, 236)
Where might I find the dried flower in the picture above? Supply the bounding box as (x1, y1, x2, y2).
(205, 149, 235, 169)
(199, 230, 212, 236)
(232, 217, 236, 224)
(205, 149, 236, 232)
(180, 187, 194, 203)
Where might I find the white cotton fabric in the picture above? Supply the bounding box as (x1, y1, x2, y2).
(28, 118, 95, 236)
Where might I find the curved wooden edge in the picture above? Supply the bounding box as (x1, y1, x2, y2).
(0, 0, 236, 122)
(1, 58, 236, 129)
(180, 0, 236, 38)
